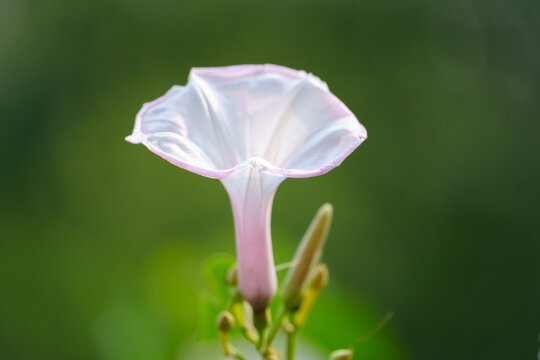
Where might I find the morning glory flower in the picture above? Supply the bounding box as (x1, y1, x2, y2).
(126, 64, 366, 312)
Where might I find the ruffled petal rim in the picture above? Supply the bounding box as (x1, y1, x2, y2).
(126, 64, 367, 180)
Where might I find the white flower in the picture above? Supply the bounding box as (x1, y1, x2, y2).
(126, 64, 366, 312)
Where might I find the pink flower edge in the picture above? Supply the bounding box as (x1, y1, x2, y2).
(126, 64, 367, 180)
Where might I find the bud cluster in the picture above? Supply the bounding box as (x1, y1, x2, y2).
(214, 204, 360, 360)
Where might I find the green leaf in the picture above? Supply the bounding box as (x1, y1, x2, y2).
(197, 253, 236, 340)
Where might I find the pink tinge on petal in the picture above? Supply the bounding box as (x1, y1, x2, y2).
(191, 64, 311, 83)
(221, 165, 285, 312)
(126, 64, 366, 180)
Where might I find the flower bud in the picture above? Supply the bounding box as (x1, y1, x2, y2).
(329, 349, 353, 360)
(310, 263, 329, 291)
(281, 203, 333, 309)
(226, 264, 238, 287)
(264, 346, 281, 360)
(216, 311, 235, 332)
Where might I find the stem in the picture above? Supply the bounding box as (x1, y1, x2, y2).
(219, 332, 230, 354)
(293, 288, 318, 328)
(219, 332, 247, 360)
(286, 330, 298, 360)
(258, 328, 267, 350)
(265, 304, 287, 348)
(232, 302, 259, 344)
(233, 352, 247, 360)
(232, 351, 247, 360)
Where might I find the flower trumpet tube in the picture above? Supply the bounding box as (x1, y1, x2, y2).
(125, 64, 367, 312)
(221, 165, 283, 312)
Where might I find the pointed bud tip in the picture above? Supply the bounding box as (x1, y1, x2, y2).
(319, 203, 333, 219)
(314, 203, 333, 234)
(216, 311, 235, 332)
(329, 349, 353, 360)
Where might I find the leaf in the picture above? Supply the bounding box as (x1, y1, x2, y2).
(197, 253, 236, 340)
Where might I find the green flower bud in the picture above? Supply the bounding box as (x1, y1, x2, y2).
(329, 349, 353, 360)
(225, 263, 238, 287)
(264, 346, 281, 360)
(216, 311, 235, 332)
(310, 263, 329, 290)
(281, 203, 333, 309)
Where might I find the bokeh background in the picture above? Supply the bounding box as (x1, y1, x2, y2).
(1, 0, 539, 359)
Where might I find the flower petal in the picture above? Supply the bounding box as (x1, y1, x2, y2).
(126, 64, 366, 179)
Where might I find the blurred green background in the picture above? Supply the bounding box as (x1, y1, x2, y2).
(1, 0, 539, 359)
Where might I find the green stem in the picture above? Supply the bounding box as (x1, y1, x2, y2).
(257, 328, 267, 350)
(294, 287, 318, 328)
(219, 332, 247, 360)
(233, 352, 247, 360)
(287, 331, 298, 360)
(264, 305, 287, 348)
(231, 302, 259, 344)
